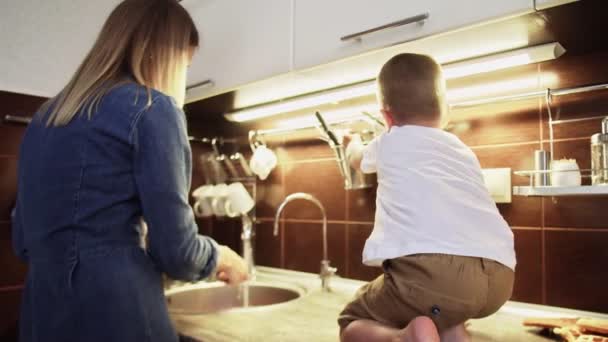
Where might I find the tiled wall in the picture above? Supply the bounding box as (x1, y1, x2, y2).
(186, 51, 608, 313)
(0, 91, 47, 340)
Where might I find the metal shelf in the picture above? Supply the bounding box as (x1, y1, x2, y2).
(513, 185, 608, 197)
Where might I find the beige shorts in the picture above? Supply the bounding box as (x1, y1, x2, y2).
(338, 254, 514, 333)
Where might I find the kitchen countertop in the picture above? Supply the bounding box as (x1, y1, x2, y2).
(169, 267, 607, 342)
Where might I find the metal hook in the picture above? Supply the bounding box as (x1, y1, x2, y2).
(211, 137, 222, 157)
(248, 131, 265, 152)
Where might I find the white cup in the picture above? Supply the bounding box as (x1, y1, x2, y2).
(210, 184, 242, 218)
(192, 185, 214, 218)
(551, 159, 582, 187)
(249, 145, 277, 180)
(226, 182, 255, 215)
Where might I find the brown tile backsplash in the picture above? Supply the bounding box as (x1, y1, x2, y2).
(540, 51, 608, 89)
(210, 218, 242, 252)
(545, 230, 608, 313)
(547, 114, 606, 142)
(346, 186, 376, 223)
(276, 140, 334, 163)
(282, 160, 346, 221)
(195, 218, 214, 237)
(0, 126, 26, 157)
(473, 143, 539, 176)
(496, 197, 543, 228)
(0, 157, 18, 222)
(544, 196, 608, 229)
(0, 288, 22, 341)
(451, 108, 541, 147)
(284, 222, 346, 276)
(0, 224, 27, 288)
(254, 222, 282, 268)
(548, 138, 592, 170)
(346, 224, 382, 282)
(189, 144, 213, 191)
(511, 229, 543, 304)
(0, 91, 47, 114)
(254, 165, 284, 219)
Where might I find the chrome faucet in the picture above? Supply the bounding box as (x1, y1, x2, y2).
(274, 193, 337, 291)
(241, 214, 256, 281)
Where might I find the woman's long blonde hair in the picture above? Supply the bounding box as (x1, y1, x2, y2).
(41, 0, 198, 127)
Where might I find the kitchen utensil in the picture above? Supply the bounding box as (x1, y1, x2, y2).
(315, 111, 340, 146)
(218, 154, 239, 179)
(533, 150, 551, 186)
(230, 153, 254, 177)
(591, 117, 608, 185)
(362, 111, 385, 127)
(205, 154, 228, 184)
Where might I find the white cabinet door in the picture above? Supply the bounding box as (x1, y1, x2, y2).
(184, 0, 293, 102)
(294, 0, 533, 70)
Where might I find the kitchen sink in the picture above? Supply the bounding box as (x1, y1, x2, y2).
(165, 281, 305, 315)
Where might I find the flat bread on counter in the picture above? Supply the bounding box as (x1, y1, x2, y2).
(578, 319, 608, 336)
(524, 317, 608, 342)
(524, 317, 581, 329)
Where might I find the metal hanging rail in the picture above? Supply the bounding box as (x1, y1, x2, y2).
(188, 136, 238, 144)
(450, 82, 608, 109)
(253, 81, 608, 138)
(3, 115, 33, 125)
(5, 81, 608, 130)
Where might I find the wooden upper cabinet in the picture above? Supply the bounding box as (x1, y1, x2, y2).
(293, 0, 534, 70)
(184, 0, 293, 102)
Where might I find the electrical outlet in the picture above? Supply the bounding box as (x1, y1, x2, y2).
(482, 168, 512, 204)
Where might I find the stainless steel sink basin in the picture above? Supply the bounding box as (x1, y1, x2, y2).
(165, 281, 305, 315)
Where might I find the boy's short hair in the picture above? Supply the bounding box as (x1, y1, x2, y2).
(377, 53, 446, 124)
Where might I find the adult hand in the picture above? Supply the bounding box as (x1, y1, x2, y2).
(215, 245, 248, 285)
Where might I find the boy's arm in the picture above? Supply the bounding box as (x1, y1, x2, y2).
(344, 135, 363, 170)
(344, 135, 378, 174)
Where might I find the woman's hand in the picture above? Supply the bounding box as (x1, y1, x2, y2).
(215, 245, 249, 285)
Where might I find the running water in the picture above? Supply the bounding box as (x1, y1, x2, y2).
(239, 282, 250, 308)
(238, 237, 255, 308)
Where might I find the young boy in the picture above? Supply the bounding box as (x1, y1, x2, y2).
(338, 53, 516, 342)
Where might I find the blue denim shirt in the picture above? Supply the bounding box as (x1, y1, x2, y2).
(12, 83, 217, 342)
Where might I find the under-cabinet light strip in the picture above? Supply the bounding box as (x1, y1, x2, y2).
(225, 43, 565, 123)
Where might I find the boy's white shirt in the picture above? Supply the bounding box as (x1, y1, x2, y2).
(351, 125, 516, 270)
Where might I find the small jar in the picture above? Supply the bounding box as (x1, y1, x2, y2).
(551, 159, 581, 187)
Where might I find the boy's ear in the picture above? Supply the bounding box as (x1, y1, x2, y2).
(380, 109, 395, 128)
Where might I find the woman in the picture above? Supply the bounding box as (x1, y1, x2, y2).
(11, 0, 247, 341)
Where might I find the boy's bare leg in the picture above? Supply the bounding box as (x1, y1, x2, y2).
(341, 316, 440, 342)
(439, 323, 471, 342)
